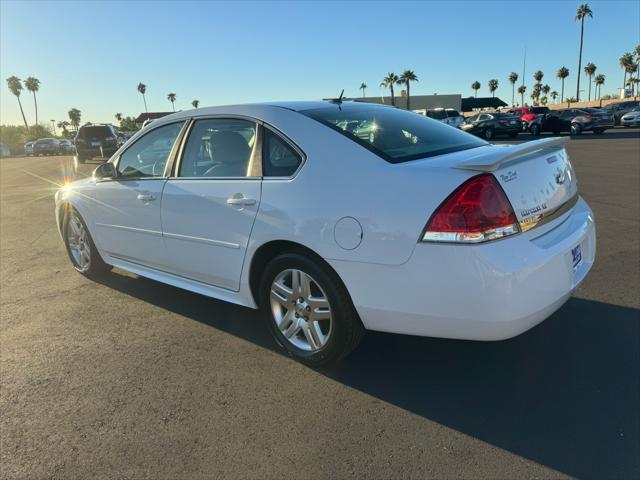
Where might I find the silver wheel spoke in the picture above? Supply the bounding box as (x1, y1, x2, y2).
(269, 268, 333, 352)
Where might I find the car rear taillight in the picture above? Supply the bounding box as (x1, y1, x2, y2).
(422, 174, 520, 243)
(584, 114, 592, 120)
(499, 119, 507, 125)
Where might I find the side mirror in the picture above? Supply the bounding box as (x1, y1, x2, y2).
(94, 162, 117, 180)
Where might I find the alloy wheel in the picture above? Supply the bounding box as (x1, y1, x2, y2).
(270, 269, 332, 352)
(66, 211, 91, 272)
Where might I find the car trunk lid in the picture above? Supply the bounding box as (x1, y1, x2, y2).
(454, 137, 578, 231)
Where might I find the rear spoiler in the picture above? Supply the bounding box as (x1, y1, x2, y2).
(455, 137, 569, 172)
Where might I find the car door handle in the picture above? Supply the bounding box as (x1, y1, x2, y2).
(137, 192, 156, 202)
(227, 196, 256, 206)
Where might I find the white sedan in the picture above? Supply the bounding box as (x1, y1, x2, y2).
(55, 101, 596, 365)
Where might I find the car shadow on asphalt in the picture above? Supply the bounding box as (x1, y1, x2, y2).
(517, 129, 640, 141)
(96, 270, 639, 480)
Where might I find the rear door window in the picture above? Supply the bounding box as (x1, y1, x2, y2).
(262, 128, 302, 177)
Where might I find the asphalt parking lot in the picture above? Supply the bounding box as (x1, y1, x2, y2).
(1, 129, 639, 479)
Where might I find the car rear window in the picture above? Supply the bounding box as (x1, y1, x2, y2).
(446, 110, 461, 117)
(301, 105, 485, 163)
(80, 126, 112, 139)
(531, 107, 549, 114)
(427, 109, 447, 120)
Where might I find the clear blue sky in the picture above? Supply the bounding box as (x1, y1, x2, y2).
(1, 0, 638, 126)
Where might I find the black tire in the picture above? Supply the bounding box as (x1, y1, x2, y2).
(484, 127, 494, 140)
(530, 124, 541, 136)
(508, 132, 518, 138)
(570, 123, 582, 135)
(62, 207, 109, 278)
(259, 252, 365, 366)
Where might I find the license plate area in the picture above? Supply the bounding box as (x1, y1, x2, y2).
(91, 141, 101, 147)
(571, 243, 583, 270)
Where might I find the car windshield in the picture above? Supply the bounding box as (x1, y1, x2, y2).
(80, 126, 112, 139)
(301, 105, 485, 163)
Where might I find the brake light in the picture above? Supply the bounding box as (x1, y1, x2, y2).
(422, 174, 520, 243)
(584, 114, 592, 120)
(499, 119, 507, 125)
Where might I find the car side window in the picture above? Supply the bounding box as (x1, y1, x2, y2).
(117, 122, 184, 178)
(179, 119, 257, 178)
(263, 128, 302, 177)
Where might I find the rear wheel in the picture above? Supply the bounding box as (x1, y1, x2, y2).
(259, 252, 364, 366)
(570, 123, 582, 135)
(63, 207, 109, 277)
(484, 127, 494, 140)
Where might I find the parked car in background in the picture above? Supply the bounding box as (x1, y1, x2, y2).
(55, 101, 595, 365)
(24, 141, 34, 156)
(602, 100, 640, 125)
(0, 143, 11, 157)
(508, 106, 550, 131)
(74, 124, 119, 163)
(530, 108, 613, 135)
(59, 139, 75, 154)
(426, 108, 465, 128)
(33, 138, 61, 156)
(620, 106, 640, 127)
(460, 112, 520, 139)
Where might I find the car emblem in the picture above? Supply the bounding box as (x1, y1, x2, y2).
(555, 167, 566, 185)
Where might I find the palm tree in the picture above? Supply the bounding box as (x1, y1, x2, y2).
(517, 85, 527, 106)
(542, 84, 551, 98)
(594, 74, 605, 99)
(359, 82, 367, 97)
(471, 80, 481, 98)
(68, 108, 81, 132)
(583, 62, 597, 101)
(57, 120, 70, 136)
(192, 99, 200, 108)
(488, 79, 498, 97)
(167, 93, 177, 112)
(115, 113, 123, 122)
(557, 66, 570, 102)
(620, 52, 634, 92)
(6, 76, 28, 129)
(381, 72, 399, 106)
(533, 70, 544, 84)
(399, 70, 418, 110)
(137, 82, 148, 113)
(627, 63, 639, 96)
(551, 91, 559, 103)
(24, 77, 40, 126)
(575, 4, 593, 101)
(508, 72, 519, 106)
(532, 83, 542, 104)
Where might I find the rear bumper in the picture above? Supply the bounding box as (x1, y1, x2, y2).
(329, 196, 596, 341)
(76, 145, 117, 157)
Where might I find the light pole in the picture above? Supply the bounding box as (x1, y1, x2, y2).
(51, 120, 56, 135)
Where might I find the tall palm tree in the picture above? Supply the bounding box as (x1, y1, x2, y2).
(550, 91, 559, 103)
(533, 70, 544, 84)
(557, 66, 570, 102)
(24, 77, 40, 126)
(619, 52, 634, 92)
(115, 113, 123, 122)
(542, 84, 551, 98)
(508, 72, 519, 106)
(68, 108, 81, 132)
(167, 93, 177, 111)
(517, 85, 527, 106)
(583, 62, 597, 101)
(575, 4, 593, 101)
(594, 74, 605, 99)
(6, 76, 28, 129)
(380, 72, 399, 106)
(532, 83, 542, 104)
(137, 82, 148, 113)
(399, 70, 418, 110)
(359, 82, 367, 97)
(488, 79, 498, 97)
(471, 81, 481, 98)
(192, 99, 200, 108)
(627, 63, 639, 96)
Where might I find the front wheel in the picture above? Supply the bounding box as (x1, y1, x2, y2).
(63, 207, 109, 277)
(530, 124, 541, 136)
(570, 123, 582, 135)
(483, 127, 494, 140)
(259, 253, 365, 366)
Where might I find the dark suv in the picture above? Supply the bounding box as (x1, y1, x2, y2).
(74, 124, 119, 163)
(602, 100, 640, 125)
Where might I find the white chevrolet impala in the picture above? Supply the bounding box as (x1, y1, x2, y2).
(55, 101, 596, 364)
